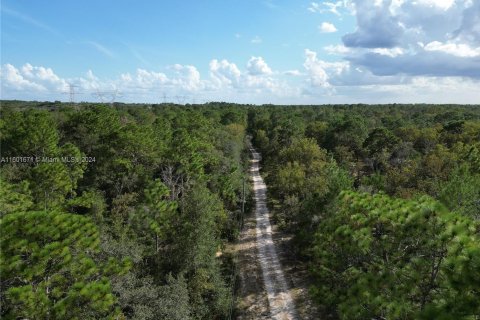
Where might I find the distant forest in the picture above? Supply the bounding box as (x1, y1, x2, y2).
(1, 101, 479, 319)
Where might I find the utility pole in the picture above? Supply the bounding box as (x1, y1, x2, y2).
(241, 178, 246, 229)
(242, 179, 245, 214)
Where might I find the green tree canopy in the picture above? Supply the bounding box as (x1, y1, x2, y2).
(311, 191, 480, 319)
(1, 211, 130, 319)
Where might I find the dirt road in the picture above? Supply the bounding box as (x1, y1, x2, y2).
(249, 147, 298, 320)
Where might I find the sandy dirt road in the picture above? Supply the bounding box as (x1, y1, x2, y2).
(249, 147, 298, 320)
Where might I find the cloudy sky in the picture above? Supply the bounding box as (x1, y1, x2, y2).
(1, 0, 479, 104)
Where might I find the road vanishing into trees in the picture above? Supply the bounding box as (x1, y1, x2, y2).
(249, 147, 298, 320)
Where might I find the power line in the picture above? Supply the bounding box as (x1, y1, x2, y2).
(56, 85, 206, 106)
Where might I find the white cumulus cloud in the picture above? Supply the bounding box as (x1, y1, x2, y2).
(171, 64, 202, 91)
(319, 22, 338, 33)
(303, 49, 331, 88)
(1, 64, 43, 91)
(209, 59, 242, 88)
(2, 46, 480, 104)
(371, 47, 405, 57)
(0, 63, 68, 93)
(247, 57, 273, 75)
(424, 41, 480, 57)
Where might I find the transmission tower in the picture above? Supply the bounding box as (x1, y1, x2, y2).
(175, 95, 187, 105)
(92, 88, 122, 105)
(62, 84, 81, 105)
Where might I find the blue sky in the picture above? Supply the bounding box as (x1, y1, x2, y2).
(1, 0, 479, 104)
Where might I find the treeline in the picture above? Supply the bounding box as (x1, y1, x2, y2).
(0, 102, 250, 319)
(248, 104, 480, 319)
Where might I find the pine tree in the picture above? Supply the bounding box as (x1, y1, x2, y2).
(1, 211, 130, 319)
(310, 191, 480, 319)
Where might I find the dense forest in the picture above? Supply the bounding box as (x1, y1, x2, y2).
(1, 101, 480, 319)
(249, 104, 480, 319)
(1, 101, 251, 319)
